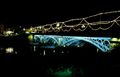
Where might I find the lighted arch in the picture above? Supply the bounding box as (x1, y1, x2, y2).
(32, 35, 112, 52)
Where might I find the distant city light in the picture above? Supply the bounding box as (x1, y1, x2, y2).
(61, 51, 64, 53)
(111, 38, 118, 41)
(97, 48, 99, 53)
(5, 47, 14, 53)
(53, 50, 55, 53)
(43, 50, 46, 56)
(23, 28, 25, 31)
(3, 31, 14, 36)
(28, 34, 33, 42)
(25, 31, 30, 34)
(6, 31, 13, 34)
(15, 52, 17, 54)
(33, 46, 36, 52)
(15, 33, 18, 35)
(77, 45, 80, 47)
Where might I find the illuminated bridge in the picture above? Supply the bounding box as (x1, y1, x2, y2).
(26, 10, 120, 53)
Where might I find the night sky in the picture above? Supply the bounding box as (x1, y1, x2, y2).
(0, 1, 119, 27)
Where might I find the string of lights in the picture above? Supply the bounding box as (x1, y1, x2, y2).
(27, 10, 120, 33)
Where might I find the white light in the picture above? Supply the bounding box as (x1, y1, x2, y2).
(4, 31, 14, 36)
(15, 52, 17, 54)
(56, 23, 60, 27)
(6, 47, 14, 53)
(43, 50, 46, 56)
(25, 31, 30, 34)
(30, 27, 32, 30)
(15, 33, 18, 35)
(23, 28, 25, 31)
(33, 46, 36, 52)
(6, 31, 13, 34)
(61, 51, 64, 53)
(81, 24, 85, 28)
(31, 31, 36, 33)
(53, 50, 55, 53)
(97, 49, 99, 53)
(40, 26, 41, 29)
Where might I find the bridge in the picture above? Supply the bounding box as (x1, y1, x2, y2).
(32, 35, 112, 52)
(26, 10, 120, 53)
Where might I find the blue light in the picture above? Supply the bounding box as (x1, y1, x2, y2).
(32, 35, 112, 52)
(41, 46, 55, 48)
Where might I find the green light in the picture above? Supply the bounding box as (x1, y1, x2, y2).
(48, 67, 72, 77)
(28, 34, 33, 42)
(54, 68, 72, 77)
(111, 38, 118, 41)
(118, 38, 120, 42)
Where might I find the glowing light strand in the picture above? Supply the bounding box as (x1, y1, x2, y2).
(28, 10, 120, 33)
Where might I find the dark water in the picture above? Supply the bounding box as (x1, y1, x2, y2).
(0, 35, 120, 77)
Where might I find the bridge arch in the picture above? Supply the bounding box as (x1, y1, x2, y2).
(80, 38, 110, 52)
(65, 37, 111, 52)
(32, 35, 111, 52)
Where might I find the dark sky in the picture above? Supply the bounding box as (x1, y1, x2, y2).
(0, 1, 120, 27)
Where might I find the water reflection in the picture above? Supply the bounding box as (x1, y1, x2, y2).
(0, 35, 119, 77)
